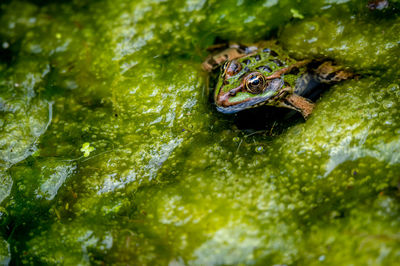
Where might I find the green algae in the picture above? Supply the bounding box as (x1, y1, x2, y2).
(0, 0, 400, 265)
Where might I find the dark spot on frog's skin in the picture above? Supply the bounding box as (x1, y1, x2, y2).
(223, 80, 230, 85)
(243, 66, 250, 72)
(256, 65, 272, 73)
(229, 90, 237, 96)
(243, 59, 251, 65)
(270, 50, 279, 57)
(262, 49, 278, 57)
(252, 54, 261, 61)
(271, 59, 284, 66)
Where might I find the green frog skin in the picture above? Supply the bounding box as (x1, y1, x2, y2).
(203, 42, 353, 119)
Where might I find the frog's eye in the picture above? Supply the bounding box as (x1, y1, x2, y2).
(245, 72, 267, 94)
(223, 60, 242, 78)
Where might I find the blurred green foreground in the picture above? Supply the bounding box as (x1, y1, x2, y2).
(0, 0, 400, 264)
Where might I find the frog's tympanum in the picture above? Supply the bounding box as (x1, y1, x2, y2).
(203, 42, 354, 119)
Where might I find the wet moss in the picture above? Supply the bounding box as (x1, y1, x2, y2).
(0, 0, 399, 265)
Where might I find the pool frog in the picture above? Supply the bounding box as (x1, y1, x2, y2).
(203, 41, 354, 119)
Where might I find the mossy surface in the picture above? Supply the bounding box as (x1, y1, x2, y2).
(0, 0, 399, 264)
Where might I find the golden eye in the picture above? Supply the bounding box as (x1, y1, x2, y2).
(245, 72, 267, 94)
(223, 60, 242, 78)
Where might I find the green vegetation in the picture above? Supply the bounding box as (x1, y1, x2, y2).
(0, 0, 399, 264)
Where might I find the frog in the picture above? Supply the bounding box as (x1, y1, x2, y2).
(202, 41, 354, 119)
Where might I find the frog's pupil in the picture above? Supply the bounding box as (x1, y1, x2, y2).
(250, 77, 260, 85)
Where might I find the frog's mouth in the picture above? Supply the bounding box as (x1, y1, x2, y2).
(216, 96, 274, 113)
(215, 78, 284, 114)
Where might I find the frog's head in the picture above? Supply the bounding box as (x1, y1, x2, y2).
(214, 49, 296, 114)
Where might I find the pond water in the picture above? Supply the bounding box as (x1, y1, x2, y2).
(0, 0, 400, 264)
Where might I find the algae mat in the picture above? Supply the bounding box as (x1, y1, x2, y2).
(0, 0, 400, 265)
